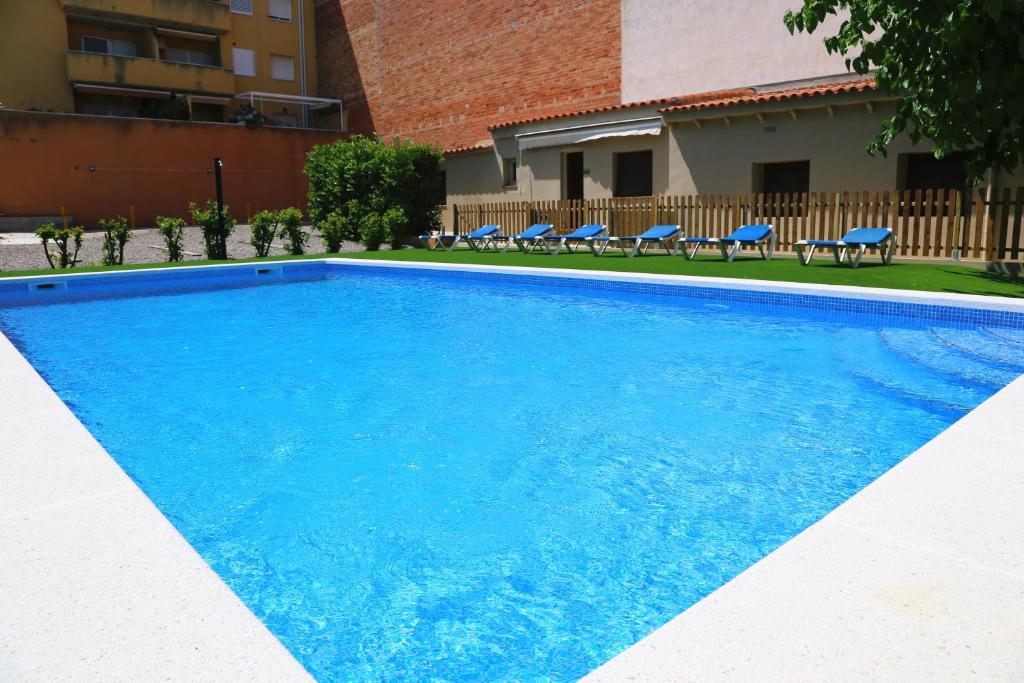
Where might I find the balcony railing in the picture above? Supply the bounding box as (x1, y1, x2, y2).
(66, 51, 235, 95)
(60, 0, 231, 33)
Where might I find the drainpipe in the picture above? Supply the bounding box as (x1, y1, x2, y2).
(298, 0, 309, 127)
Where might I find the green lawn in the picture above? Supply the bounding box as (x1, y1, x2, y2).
(2, 249, 1022, 298)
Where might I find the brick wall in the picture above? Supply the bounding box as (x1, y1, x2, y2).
(315, 0, 621, 151)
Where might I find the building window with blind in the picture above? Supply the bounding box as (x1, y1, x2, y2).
(81, 36, 137, 57)
(230, 0, 253, 15)
(269, 0, 293, 21)
(233, 47, 256, 77)
(270, 54, 295, 81)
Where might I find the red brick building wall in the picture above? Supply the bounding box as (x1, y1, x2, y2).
(315, 0, 621, 151)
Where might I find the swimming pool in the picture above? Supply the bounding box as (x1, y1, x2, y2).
(2, 262, 1022, 681)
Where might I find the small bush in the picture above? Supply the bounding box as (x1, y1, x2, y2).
(99, 215, 133, 266)
(249, 210, 280, 257)
(189, 200, 236, 260)
(318, 210, 347, 253)
(360, 206, 407, 251)
(155, 216, 186, 262)
(35, 223, 84, 269)
(277, 207, 307, 255)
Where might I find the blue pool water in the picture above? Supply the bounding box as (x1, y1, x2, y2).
(2, 265, 1023, 681)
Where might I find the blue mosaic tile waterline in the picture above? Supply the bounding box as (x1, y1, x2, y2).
(1, 262, 1022, 681)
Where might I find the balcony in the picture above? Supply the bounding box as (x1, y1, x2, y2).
(66, 51, 235, 95)
(60, 0, 231, 33)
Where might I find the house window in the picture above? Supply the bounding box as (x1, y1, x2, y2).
(270, 54, 295, 81)
(230, 0, 253, 15)
(233, 47, 256, 77)
(614, 150, 653, 197)
(269, 0, 292, 21)
(754, 160, 810, 195)
(898, 151, 968, 191)
(164, 47, 215, 66)
(502, 157, 517, 188)
(81, 36, 137, 57)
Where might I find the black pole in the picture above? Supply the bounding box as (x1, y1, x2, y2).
(214, 157, 225, 259)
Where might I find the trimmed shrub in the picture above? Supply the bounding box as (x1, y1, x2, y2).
(189, 200, 236, 260)
(99, 215, 133, 266)
(35, 223, 84, 269)
(319, 210, 347, 253)
(277, 207, 307, 255)
(155, 216, 186, 262)
(305, 135, 443, 251)
(249, 210, 280, 257)
(360, 206, 407, 251)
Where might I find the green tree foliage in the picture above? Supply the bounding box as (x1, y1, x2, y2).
(305, 135, 443, 251)
(276, 206, 308, 255)
(35, 223, 84, 269)
(189, 200, 236, 260)
(99, 215, 133, 266)
(249, 209, 280, 257)
(785, 0, 1024, 183)
(155, 216, 187, 262)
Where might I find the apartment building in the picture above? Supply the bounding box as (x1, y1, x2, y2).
(0, 0, 338, 128)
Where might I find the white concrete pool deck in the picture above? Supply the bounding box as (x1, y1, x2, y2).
(1, 259, 1022, 680)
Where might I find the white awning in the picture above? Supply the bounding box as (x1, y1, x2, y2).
(517, 118, 663, 151)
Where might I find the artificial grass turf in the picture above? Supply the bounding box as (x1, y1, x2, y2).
(1, 248, 1022, 298)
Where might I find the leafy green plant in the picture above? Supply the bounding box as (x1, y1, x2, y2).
(305, 135, 443, 251)
(99, 215, 133, 266)
(276, 207, 307, 255)
(189, 200, 236, 260)
(249, 210, 280, 257)
(318, 210, 348, 253)
(785, 0, 1024, 183)
(35, 223, 84, 269)
(155, 216, 186, 262)
(360, 206, 407, 251)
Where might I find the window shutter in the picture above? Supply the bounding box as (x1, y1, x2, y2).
(233, 48, 256, 77)
(268, 0, 292, 20)
(270, 55, 295, 81)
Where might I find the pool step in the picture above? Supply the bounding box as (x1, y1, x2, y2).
(984, 326, 1024, 346)
(878, 329, 1021, 389)
(929, 328, 1024, 369)
(837, 332, 987, 415)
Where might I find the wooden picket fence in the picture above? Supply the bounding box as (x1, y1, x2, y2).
(445, 189, 1024, 261)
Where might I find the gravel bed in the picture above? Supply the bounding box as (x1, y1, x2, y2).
(0, 224, 382, 272)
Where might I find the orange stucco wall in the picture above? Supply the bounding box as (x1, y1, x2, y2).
(0, 110, 342, 227)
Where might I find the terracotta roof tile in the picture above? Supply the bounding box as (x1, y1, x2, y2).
(658, 78, 878, 114)
(444, 142, 493, 155)
(488, 89, 755, 131)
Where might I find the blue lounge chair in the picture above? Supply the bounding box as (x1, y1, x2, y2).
(588, 225, 683, 257)
(419, 224, 501, 252)
(677, 224, 776, 261)
(492, 223, 556, 253)
(795, 227, 897, 268)
(535, 224, 607, 254)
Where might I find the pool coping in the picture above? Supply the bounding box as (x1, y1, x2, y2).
(1, 259, 1022, 680)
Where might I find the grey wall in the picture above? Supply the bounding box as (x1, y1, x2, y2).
(621, 0, 850, 102)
